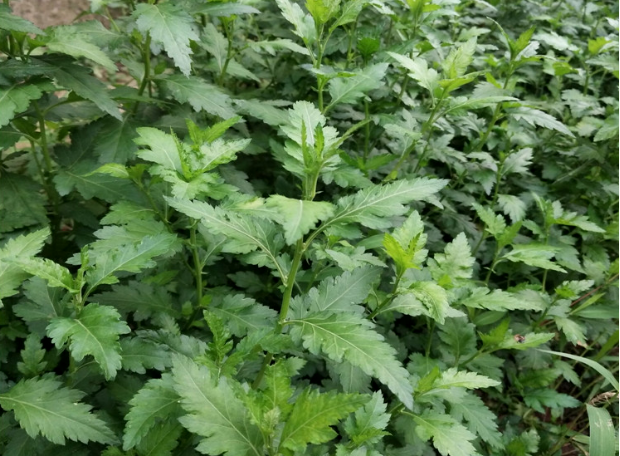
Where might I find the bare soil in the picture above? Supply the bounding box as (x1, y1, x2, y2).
(11, 0, 92, 29)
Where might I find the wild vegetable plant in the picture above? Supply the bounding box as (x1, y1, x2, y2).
(0, 0, 618, 455)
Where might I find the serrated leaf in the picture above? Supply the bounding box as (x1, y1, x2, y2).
(195, 138, 250, 173)
(135, 421, 183, 456)
(0, 376, 116, 445)
(276, 0, 315, 42)
(123, 374, 181, 450)
(343, 391, 390, 446)
(432, 368, 500, 390)
(503, 244, 566, 272)
(47, 27, 116, 72)
(524, 388, 580, 413)
(290, 312, 413, 409)
(450, 392, 503, 449)
(0, 84, 47, 128)
(0, 4, 43, 34)
(327, 63, 389, 109)
(85, 233, 179, 294)
(327, 178, 448, 231)
(135, 127, 184, 173)
(10, 258, 76, 292)
(502, 148, 533, 176)
(133, 3, 198, 76)
(472, 202, 506, 238)
(190, 2, 260, 16)
(121, 337, 171, 374)
(462, 287, 540, 311)
(94, 117, 139, 164)
(442, 38, 477, 79)
(17, 335, 47, 377)
(210, 293, 277, 337)
(0, 173, 48, 232)
(159, 74, 235, 119)
(48, 304, 130, 380)
(0, 228, 49, 305)
(412, 410, 480, 456)
(497, 194, 526, 223)
(331, 0, 368, 29)
(509, 107, 574, 137)
(498, 332, 554, 350)
(266, 195, 335, 244)
(171, 355, 264, 456)
(428, 233, 475, 285)
(280, 388, 367, 452)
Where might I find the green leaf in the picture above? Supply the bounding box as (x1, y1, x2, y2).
(502, 244, 566, 272)
(523, 388, 580, 413)
(450, 392, 503, 449)
(171, 355, 264, 456)
(189, 2, 260, 16)
(502, 148, 533, 176)
(407, 281, 450, 324)
(331, 0, 368, 30)
(537, 349, 619, 392)
(0, 376, 116, 445)
(133, 3, 198, 76)
(159, 74, 235, 119)
(167, 198, 285, 278)
(0, 228, 49, 306)
(0, 83, 47, 128)
(442, 38, 477, 79)
(135, 421, 183, 456)
(120, 337, 171, 374)
(388, 52, 440, 95)
(47, 304, 131, 380)
(343, 391, 390, 446)
(135, 127, 184, 173)
(509, 107, 575, 137)
(193, 137, 251, 173)
(85, 234, 179, 294)
(472, 202, 506, 238)
(306, 0, 341, 24)
(94, 117, 139, 164)
(123, 374, 181, 450)
(497, 194, 526, 223)
(412, 410, 480, 456)
(0, 4, 43, 34)
(201, 23, 228, 73)
(431, 368, 500, 390)
(461, 287, 541, 311)
(10, 258, 76, 292)
(0, 173, 48, 232)
(42, 57, 122, 120)
(47, 27, 116, 72)
(266, 195, 335, 244)
(587, 404, 616, 456)
(428, 233, 475, 286)
(327, 178, 448, 231)
(327, 63, 388, 109)
(210, 293, 277, 337)
(498, 332, 554, 350)
(290, 312, 413, 409)
(279, 388, 367, 452)
(17, 335, 47, 377)
(277, 0, 315, 43)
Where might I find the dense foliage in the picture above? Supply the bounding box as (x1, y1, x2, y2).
(0, 0, 618, 455)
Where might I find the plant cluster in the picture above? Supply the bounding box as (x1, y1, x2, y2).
(0, 0, 618, 455)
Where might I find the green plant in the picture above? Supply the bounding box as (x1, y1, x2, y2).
(0, 0, 618, 455)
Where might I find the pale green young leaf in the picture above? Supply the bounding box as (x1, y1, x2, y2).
(266, 195, 335, 244)
(48, 304, 130, 380)
(0, 228, 49, 306)
(502, 148, 533, 176)
(428, 233, 475, 285)
(497, 194, 526, 223)
(412, 411, 480, 456)
(123, 374, 181, 450)
(279, 388, 367, 452)
(509, 107, 575, 137)
(159, 75, 236, 119)
(0, 84, 47, 128)
(587, 404, 616, 456)
(331, 0, 368, 29)
(408, 281, 450, 324)
(443, 95, 517, 115)
(327, 178, 448, 231)
(306, 0, 341, 24)
(171, 355, 264, 456)
(343, 391, 390, 446)
(388, 52, 440, 95)
(276, 0, 315, 43)
(0, 4, 43, 34)
(442, 38, 477, 79)
(194, 138, 250, 173)
(13, 278, 68, 337)
(135, 127, 184, 173)
(553, 207, 605, 233)
(290, 312, 413, 409)
(85, 233, 179, 293)
(472, 202, 506, 238)
(554, 316, 587, 346)
(0, 376, 117, 445)
(498, 332, 554, 350)
(10, 258, 76, 292)
(327, 63, 389, 109)
(47, 27, 116, 72)
(281, 100, 325, 146)
(249, 38, 309, 55)
(432, 368, 500, 390)
(502, 245, 566, 272)
(133, 3, 198, 76)
(450, 392, 503, 449)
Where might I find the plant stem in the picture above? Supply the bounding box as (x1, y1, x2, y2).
(218, 19, 235, 86)
(132, 32, 151, 114)
(184, 225, 205, 330)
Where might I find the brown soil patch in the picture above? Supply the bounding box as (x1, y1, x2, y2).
(10, 0, 92, 29)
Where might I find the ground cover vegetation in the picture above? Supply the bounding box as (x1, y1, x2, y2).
(0, 0, 618, 454)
